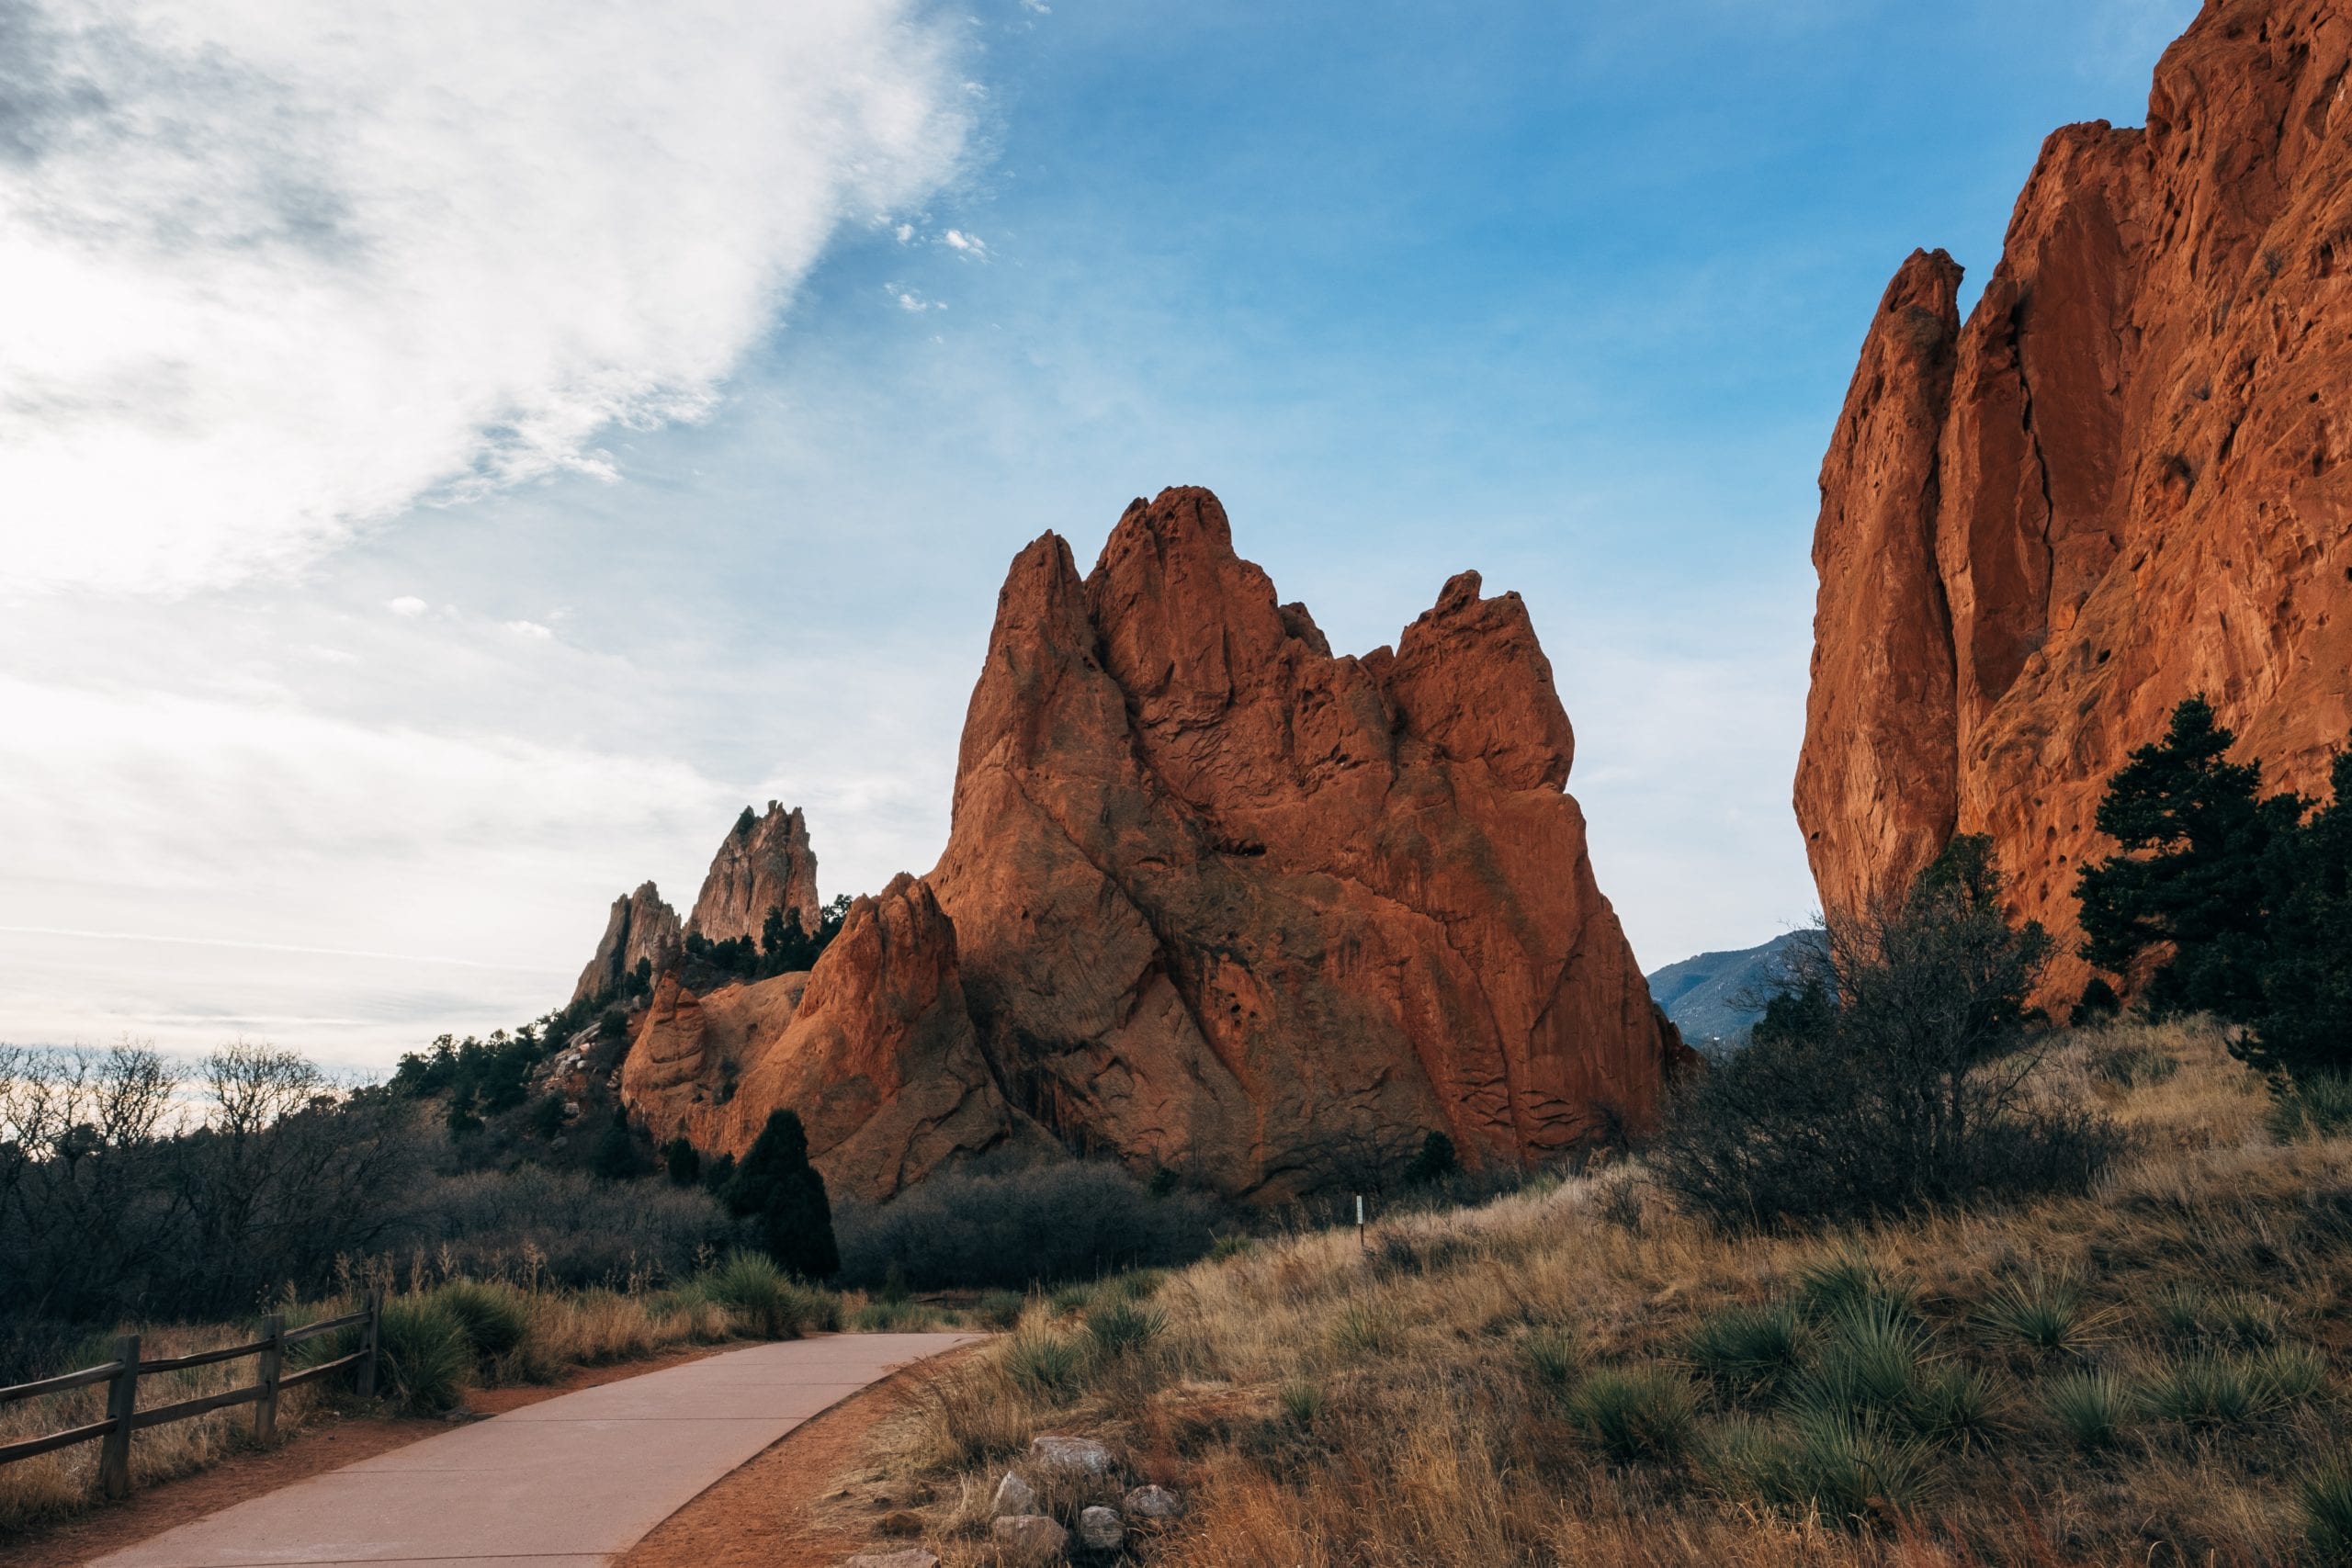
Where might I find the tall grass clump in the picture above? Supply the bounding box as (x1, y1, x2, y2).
(1565, 1368, 1698, 1464)
(2303, 1465, 2352, 1563)
(2043, 1368, 2133, 1451)
(376, 1295, 474, 1414)
(684, 1251, 831, 1338)
(1001, 1323, 1085, 1397)
(1978, 1271, 2111, 1357)
(1084, 1300, 1167, 1358)
(433, 1279, 530, 1366)
(1684, 1302, 1803, 1399)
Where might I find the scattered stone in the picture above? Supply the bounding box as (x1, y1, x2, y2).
(989, 1514, 1069, 1562)
(1027, 1434, 1114, 1475)
(844, 1551, 937, 1568)
(1125, 1483, 1183, 1521)
(991, 1471, 1038, 1516)
(1076, 1506, 1125, 1550)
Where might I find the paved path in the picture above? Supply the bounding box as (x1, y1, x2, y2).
(89, 1332, 980, 1568)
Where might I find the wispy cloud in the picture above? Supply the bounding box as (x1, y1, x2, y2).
(0, 0, 973, 596)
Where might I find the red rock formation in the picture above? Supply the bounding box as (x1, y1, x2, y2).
(621, 875, 1044, 1201)
(929, 487, 1689, 1197)
(688, 803, 821, 945)
(615, 488, 1688, 1201)
(1799, 0, 2352, 1001)
(571, 881, 682, 1005)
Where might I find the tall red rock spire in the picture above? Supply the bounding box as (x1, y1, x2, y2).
(1799, 1, 2352, 1001)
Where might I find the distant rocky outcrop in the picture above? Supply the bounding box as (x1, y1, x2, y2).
(611, 487, 1692, 1201)
(1797, 0, 2352, 1002)
(1646, 931, 1816, 1050)
(570, 882, 682, 1006)
(687, 803, 820, 945)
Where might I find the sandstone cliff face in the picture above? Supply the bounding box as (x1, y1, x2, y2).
(1798, 0, 2352, 999)
(688, 803, 821, 944)
(571, 882, 682, 1006)
(615, 488, 1689, 1201)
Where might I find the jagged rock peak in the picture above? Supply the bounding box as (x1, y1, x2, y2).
(687, 802, 821, 945)
(570, 881, 682, 1006)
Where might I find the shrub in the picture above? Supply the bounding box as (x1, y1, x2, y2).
(433, 1279, 530, 1363)
(1978, 1272, 2112, 1357)
(1279, 1377, 1323, 1427)
(1653, 839, 2125, 1230)
(1684, 1302, 1803, 1398)
(975, 1289, 1025, 1329)
(2302, 1464, 2352, 1564)
(2092, 1041, 2179, 1088)
(2043, 1368, 2133, 1451)
(1084, 1301, 1166, 1358)
(377, 1296, 473, 1414)
(1566, 1368, 1699, 1464)
(832, 1159, 1224, 1291)
(1001, 1324, 1084, 1397)
(1400, 1131, 1460, 1187)
(1329, 1300, 1396, 1359)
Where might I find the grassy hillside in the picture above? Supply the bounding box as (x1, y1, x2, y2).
(865, 1021, 2352, 1564)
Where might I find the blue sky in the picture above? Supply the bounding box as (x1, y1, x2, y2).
(0, 0, 2196, 1066)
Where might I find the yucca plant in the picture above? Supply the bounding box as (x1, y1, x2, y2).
(1978, 1272, 2113, 1358)
(1784, 1409, 1937, 1524)
(1795, 1249, 1913, 1322)
(1001, 1323, 1085, 1396)
(1279, 1377, 1323, 1427)
(1566, 1367, 1699, 1464)
(2301, 1464, 2352, 1563)
(2042, 1368, 2133, 1451)
(1329, 1300, 1396, 1358)
(434, 1279, 530, 1363)
(1521, 1326, 1579, 1391)
(376, 1295, 474, 1415)
(1908, 1363, 2002, 1450)
(1685, 1302, 1804, 1399)
(2247, 1343, 2328, 1410)
(1785, 1298, 1927, 1425)
(2138, 1355, 2257, 1427)
(1084, 1300, 1167, 1358)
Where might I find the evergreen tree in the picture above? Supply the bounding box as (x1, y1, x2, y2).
(662, 1134, 701, 1186)
(1401, 1131, 1460, 1187)
(2075, 697, 2300, 1019)
(591, 1111, 642, 1180)
(2247, 748, 2352, 1079)
(734, 805, 758, 838)
(723, 1110, 838, 1280)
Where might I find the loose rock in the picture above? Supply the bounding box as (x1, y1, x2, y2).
(1076, 1505, 1125, 1550)
(1125, 1483, 1184, 1521)
(992, 1471, 1038, 1517)
(844, 1551, 937, 1568)
(990, 1514, 1069, 1563)
(1028, 1434, 1114, 1476)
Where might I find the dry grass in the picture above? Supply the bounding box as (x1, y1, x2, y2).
(873, 1021, 2352, 1566)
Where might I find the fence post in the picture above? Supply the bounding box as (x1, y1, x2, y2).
(357, 1290, 381, 1401)
(254, 1314, 285, 1443)
(99, 1333, 139, 1500)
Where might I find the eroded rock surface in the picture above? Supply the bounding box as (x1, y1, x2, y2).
(688, 803, 821, 944)
(1799, 1, 2352, 1000)
(614, 488, 1688, 1200)
(570, 882, 682, 1006)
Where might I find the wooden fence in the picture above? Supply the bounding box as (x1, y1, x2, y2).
(0, 1291, 381, 1499)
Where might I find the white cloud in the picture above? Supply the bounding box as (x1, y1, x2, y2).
(892, 288, 945, 312)
(942, 228, 989, 257)
(0, 0, 973, 597)
(502, 620, 555, 641)
(386, 595, 429, 617)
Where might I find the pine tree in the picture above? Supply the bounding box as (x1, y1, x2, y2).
(2247, 749, 2352, 1079)
(662, 1134, 701, 1186)
(723, 1110, 839, 1280)
(1401, 1131, 1460, 1187)
(2075, 697, 2300, 1019)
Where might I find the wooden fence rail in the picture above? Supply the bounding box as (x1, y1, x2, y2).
(0, 1290, 381, 1499)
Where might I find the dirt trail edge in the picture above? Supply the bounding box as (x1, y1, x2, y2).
(84, 1332, 980, 1568)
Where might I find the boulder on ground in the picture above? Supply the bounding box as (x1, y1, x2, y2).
(1076, 1505, 1125, 1550)
(1125, 1483, 1183, 1521)
(1027, 1434, 1114, 1476)
(991, 1470, 1038, 1516)
(989, 1513, 1069, 1562)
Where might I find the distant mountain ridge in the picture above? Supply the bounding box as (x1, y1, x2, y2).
(1646, 931, 1814, 1049)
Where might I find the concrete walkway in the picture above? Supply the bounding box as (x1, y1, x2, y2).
(89, 1332, 980, 1568)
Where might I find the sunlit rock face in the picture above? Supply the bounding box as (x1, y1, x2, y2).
(617, 486, 1690, 1200)
(1799, 1, 2352, 1004)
